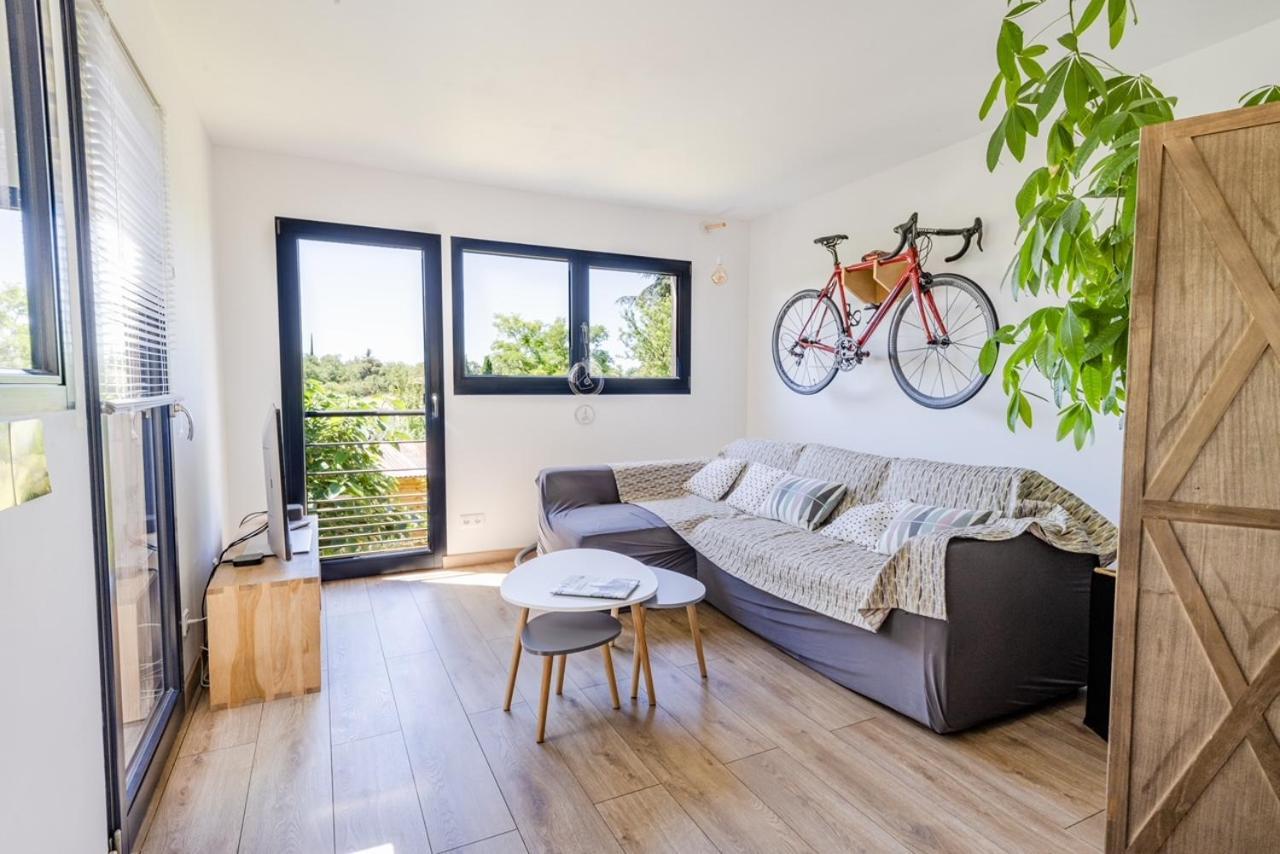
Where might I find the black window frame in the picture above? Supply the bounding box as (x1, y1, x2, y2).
(451, 237, 691, 395)
(2, 0, 64, 386)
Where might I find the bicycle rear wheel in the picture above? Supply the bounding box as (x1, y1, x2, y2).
(887, 273, 997, 409)
(772, 288, 845, 395)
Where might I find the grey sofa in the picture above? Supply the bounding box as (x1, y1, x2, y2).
(536, 442, 1105, 734)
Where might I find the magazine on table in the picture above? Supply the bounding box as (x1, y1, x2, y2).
(552, 575, 640, 600)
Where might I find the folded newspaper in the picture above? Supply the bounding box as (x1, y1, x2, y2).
(552, 575, 640, 600)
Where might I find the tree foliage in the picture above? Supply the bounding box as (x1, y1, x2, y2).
(978, 0, 1280, 448)
(614, 276, 675, 377)
(0, 282, 32, 368)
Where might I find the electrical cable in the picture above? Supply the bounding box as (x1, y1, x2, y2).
(194, 513, 268, 689)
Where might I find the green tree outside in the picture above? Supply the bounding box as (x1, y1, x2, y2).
(0, 282, 33, 369)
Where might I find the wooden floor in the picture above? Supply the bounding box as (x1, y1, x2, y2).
(141, 562, 1107, 854)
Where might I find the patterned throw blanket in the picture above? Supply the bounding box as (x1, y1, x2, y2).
(610, 456, 1116, 632)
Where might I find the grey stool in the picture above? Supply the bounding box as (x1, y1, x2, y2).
(612, 566, 708, 691)
(522, 611, 622, 742)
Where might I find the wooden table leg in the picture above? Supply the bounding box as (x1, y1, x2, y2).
(632, 603, 656, 706)
(536, 655, 553, 743)
(555, 654, 567, 695)
(504, 607, 529, 712)
(601, 644, 620, 709)
(687, 604, 708, 679)
(611, 606, 620, 646)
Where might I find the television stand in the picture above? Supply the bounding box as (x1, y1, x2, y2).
(206, 516, 321, 708)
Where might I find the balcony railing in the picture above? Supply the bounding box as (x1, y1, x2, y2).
(303, 409, 430, 559)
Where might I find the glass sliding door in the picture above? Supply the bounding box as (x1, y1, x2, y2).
(67, 0, 185, 849)
(276, 219, 445, 579)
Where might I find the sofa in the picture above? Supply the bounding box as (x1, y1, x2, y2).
(536, 438, 1114, 733)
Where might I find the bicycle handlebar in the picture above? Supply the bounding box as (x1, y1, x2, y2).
(886, 212, 984, 263)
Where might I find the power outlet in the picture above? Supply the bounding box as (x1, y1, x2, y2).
(461, 512, 486, 528)
(181, 607, 191, 639)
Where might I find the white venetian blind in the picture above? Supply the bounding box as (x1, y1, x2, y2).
(76, 0, 171, 403)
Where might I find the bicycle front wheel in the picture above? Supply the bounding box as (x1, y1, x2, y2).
(887, 273, 997, 409)
(772, 288, 845, 395)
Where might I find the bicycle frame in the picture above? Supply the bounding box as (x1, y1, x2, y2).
(796, 246, 950, 356)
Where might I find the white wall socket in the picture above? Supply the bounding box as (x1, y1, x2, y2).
(461, 512, 486, 527)
(181, 607, 191, 638)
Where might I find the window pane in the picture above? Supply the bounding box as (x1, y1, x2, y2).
(462, 251, 569, 377)
(591, 268, 677, 378)
(0, 6, 34, 373)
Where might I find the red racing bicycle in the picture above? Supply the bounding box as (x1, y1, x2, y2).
(772, 212, 997, 408)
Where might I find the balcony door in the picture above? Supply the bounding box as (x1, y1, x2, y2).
(276, 219, 445, 579)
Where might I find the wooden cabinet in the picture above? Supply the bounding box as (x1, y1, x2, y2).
(1109, 102, 1280, 852)
(206, 519, 322, 708)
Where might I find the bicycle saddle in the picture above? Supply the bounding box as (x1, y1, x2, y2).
(813, 234, 848, 248)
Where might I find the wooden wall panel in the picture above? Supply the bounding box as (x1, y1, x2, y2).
(1109, 102, 1280, 853)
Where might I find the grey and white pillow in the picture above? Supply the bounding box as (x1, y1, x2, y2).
(875, 500, 999, 555)
(820, 500, 900, 549)
(761, 475, 847, 531)
(685, 458, 746, 501)
(724, 462, 789, 514)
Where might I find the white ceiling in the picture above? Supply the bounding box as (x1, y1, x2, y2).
(147, 0, 1277, 216)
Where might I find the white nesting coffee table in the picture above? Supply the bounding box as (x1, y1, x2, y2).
(501, 549, 660, 734)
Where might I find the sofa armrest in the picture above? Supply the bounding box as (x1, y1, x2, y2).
(536, 466, 621, 515)
(933, 533, 1094, 730)
(611, 458, 709, 503)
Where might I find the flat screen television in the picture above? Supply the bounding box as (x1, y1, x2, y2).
(262, 405, 292, 562)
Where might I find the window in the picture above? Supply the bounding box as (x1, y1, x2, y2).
(451, 237, 691, 394)
(1, 0, 68, 409)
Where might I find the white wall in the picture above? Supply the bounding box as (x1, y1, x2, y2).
(744, 20, 1280, 522)
(0, 1, 222, 849)
(210, 148, 749, 553)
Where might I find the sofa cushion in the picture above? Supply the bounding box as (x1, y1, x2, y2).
(877, 457, 1022, 514)
(876, 500, 1000, 555)
(760, 474, 846, 531)
(543, 502, 695, 572)
(685, 458, 746, 501)
(719, 438, 804, 470)
(820, 500, 897, 549)
(792, 443, 892, 506)
(725, 462, 788, 514)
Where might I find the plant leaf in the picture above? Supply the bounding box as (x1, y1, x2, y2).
(979, 73, 1003, 119)
(1107, 0, 1127, 48)
(979, 338, 1000, 375)
(987, 114, 1008, 171)
(1075, 0, 1106, 34)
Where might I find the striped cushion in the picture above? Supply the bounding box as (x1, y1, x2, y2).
(875, 500, 998, 555)
(761, 475, 847, 531)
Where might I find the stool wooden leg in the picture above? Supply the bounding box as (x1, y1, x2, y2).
(555, 655, 567, 695)
(687, 604, 708, 679)
(601, 644, 620, 709)
(504, 608, 529, 712)
(633, 604, 656, 706)
(536, 655, 553, 743)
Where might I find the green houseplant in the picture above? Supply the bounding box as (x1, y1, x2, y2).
(976, 0, 1280, 447)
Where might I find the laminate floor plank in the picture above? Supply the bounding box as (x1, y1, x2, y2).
(1067, 810, 1107, 851)
(368, 578, 435, 658)
(326, 611, 386, 673)
(328, 656, 400, 746)
(595, 784, 719, 854)
(386, 651, 516, 851)
(726, 748, 909, 854)
(323, 578, 371, 615)
(470, 704, 625, 854)
(413, 581, 512, 714)
(582, 685, 811, 854)
(332, 731, 432, 854)
(179, 692, 262, 756)
(239, 695, 334, 854)
(834, 718, 1094, 853)
(688, 654, 1002, 854)
(442, 830, 529, 854)
(141, 743, 255, 854)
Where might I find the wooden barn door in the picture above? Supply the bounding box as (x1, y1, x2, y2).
(1109, 101, 1280, 852)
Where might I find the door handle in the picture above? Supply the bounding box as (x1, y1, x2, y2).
(430, 393, 439, 419)
(172, 402, 195, 441)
